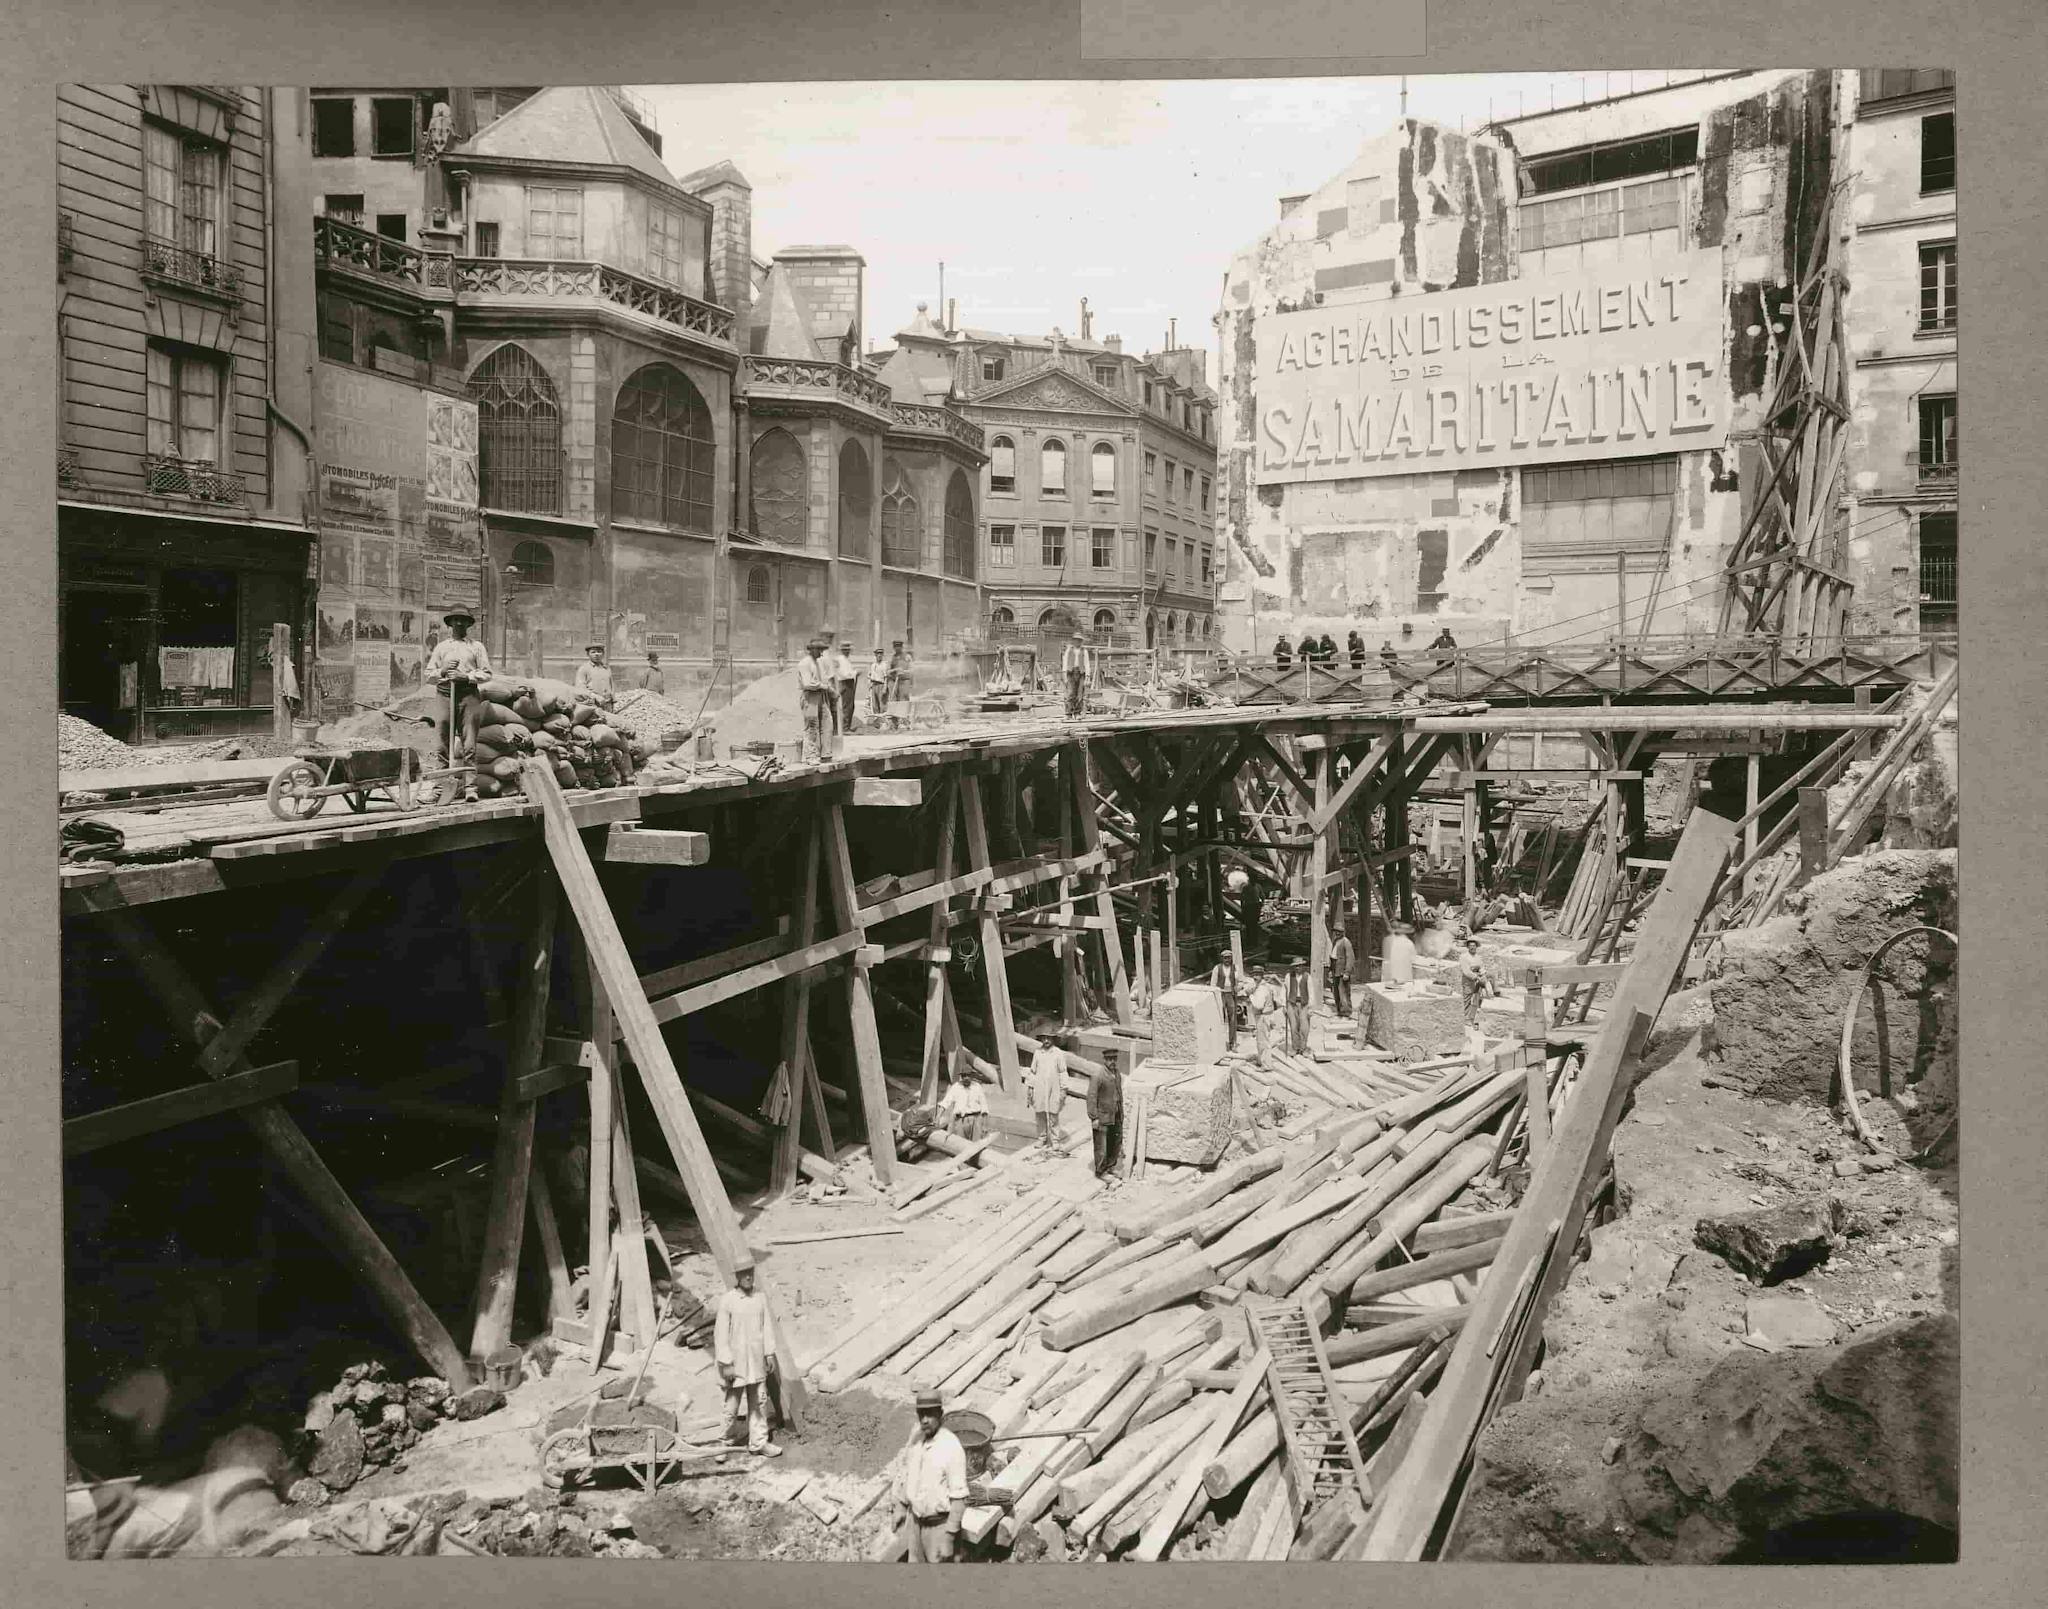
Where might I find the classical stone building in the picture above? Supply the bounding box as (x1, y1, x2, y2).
(1214, 69, 1899, 660)
(1840, 69, 1957, 634)
(56, 86, 321, 743)
(869, 315, 1219, 655)
(298, 85, 984, 711)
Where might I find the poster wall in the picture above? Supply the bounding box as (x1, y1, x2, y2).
(314, 362, 481, 714)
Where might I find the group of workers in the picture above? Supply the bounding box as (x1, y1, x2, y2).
(1271, 625, 1459, 674)
(797, 636, 916, 765)
(423, 615, 658, 762)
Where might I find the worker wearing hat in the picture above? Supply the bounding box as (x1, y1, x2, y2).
(885, 639, 914, 709)
(423, 610, 492, 763)
(893, 1386, 968, 1561)
(574, 641, 614, 709)
(796, 635, 835, 765)
(1060, 630, 1091, 718)
(713, 1253, 782, 1457)
(834, 638, 860, 736)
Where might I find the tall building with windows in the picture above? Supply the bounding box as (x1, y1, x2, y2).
(1841, 69, 1957, 633)
(56, 87, 320, 744)
(292, 84, 984, 711)
(869, 316, 1219, 654)
(1214, 70, 1905, 658)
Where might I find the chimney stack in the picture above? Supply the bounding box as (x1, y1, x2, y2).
(946, 297, 956, 334)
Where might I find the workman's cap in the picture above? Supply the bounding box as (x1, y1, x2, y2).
(808, 635, 828, 648)
(892, 639, 904, 646)
(915, 1389, 944, 1412)
(585, 641, 605, 651)
(442, 611, 475, 627)
(733, 1253, 756, 1274)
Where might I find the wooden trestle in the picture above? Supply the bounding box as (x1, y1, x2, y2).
(55, 695, 1908, 1387)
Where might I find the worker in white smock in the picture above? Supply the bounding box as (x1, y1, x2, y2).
(713, 1255, 783, 1457)
(574, 642, 614, 709)
(1028, 1035, 1068, 1149)
(795, 636, 835, 765)
(1248, 971, 1282, 1069)
(893, 1388, 968, 1562)
(937, 1057, 989, 1142)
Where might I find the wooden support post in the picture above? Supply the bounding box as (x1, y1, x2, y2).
(582, 937, 616, 1327)
(773, 816, 822, 1196)
(1387, 737, 1414, 922)
(609, 1061, 660, 1350)
(1309, 751, 1331, 1009)
(1853, 686, 1874, 759)
(922, 776, 962, 1101)
(523, 761, 749, 1279)
(527, 1164, 574, 1322)
(1069, 742, 1134, 1025)
(822, 799, 900, 1183)
(1798, 786, 1830, 882)
(1743, 753, 1761, 894)
(1057, 758, 1084, 1021)
(468, 860, 559, 1364)
(959, 773, 1024, 1096)
(1149, 930, 1165, 1007)
(100, 908, 472, 1389)
(271, 621, 293, 743)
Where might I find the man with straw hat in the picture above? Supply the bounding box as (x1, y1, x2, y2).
(796, 635, 835, 765)
(713, 1254, 782, 1457)
(1061, 629, 1091, 718)
(423, 609, 491, 761)
(892, 1387, 968, 1562)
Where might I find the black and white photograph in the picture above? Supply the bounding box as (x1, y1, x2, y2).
(47, 57, 1974, 1574)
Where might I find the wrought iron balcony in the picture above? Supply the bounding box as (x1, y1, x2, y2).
(1916, 454, 1958, 487)
(887, 399, 986, 454)
(741, 355, 895, 418)
(140, 235, 243, 305)
(144, 453, 245, 505)
(456, 257, 733, 345)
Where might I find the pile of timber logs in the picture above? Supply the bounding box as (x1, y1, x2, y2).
(811, 1040, 1568, 1561)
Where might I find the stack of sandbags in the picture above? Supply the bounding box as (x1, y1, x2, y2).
(465, 677, 652, 800)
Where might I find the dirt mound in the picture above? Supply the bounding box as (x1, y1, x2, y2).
(779, 1387, 912, 1477)
(1707, 850, 1957, 1124)
(1448, 1313, 1958, 1563)
(609, 687, 700, 742)
(59, 714, 250, 772)
(704, 666, 802, 752)
(316, 689, 446, 762)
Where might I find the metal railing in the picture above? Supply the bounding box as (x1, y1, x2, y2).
(315, 214, 436, 287)
(141, 235, 244, 302)
(741, 355, 894, 415)
(456, 257, 733, 343)
(144, 453, 245, 505)
(1916, 454, 1958, 487)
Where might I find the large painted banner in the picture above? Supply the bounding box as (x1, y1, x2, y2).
(1254, 248, 1729, 483)
(313, 362, 480, 712)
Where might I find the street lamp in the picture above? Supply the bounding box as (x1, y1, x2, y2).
(500, 562, 521, 665)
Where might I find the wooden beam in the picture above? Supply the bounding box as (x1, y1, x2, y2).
(1072, 742, 1135, 1025)
(1357, 803, 1737, 1560)
(1412, 707, 1904, 733)
(821, 798, 900, 1183)
(1249, 734, 1314, 811)
(1306, 735, 1398, 837)
(99, 908, 473, 1389)
(603, 824, 711, 865)
(1798, 786, 1830, 881)
(468, 862, 560, 1364)
(522, 761, 749, 1280)
(647, 932, 864, 1024)
(63, 1059, 299, 1156)
(958, 773, 1024, 1098)
(635, 925, 793, 1001)
(852, 776, 922, 807)
(775, 814, 823, 1196)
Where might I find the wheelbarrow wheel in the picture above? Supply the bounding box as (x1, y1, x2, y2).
(539, 1430, 587, 1490)
(266, 761, 328, 822)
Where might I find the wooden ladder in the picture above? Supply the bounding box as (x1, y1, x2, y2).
(1246, 1297, 1372, 1519)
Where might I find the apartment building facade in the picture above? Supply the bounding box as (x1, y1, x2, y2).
(57, 85, 321, 743)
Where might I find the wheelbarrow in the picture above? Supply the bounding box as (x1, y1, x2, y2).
(266, 685, 475, 821)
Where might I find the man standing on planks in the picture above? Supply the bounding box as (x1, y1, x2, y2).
(1028, 1035, 1069, 1150)
(867, 645, 889, 721)
(1086, 1052, 1124, 1179)
(1458, 937, 1498, 1030)
(893, 1388, 968, 1562)
(424, 609, 491, 761)
(1328, 928, 1356, 1021)
(937, 1055, 989, 1143)
(1284, 961, 1312, 1056)
(835, 639, 861, 736)
(1061, 630, 1092, 719)
(1209, 950, 1242, 1051)
(1248, 970, 1281, 1069)
(714, 1255, 783, 1457)
(796, 636, 835, 766)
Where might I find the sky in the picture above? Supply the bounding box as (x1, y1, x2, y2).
(635, 72, 1734, 388)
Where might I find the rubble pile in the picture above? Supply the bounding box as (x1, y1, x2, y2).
(290, 1363, 494, 1501)
(58, 713, 248, 772)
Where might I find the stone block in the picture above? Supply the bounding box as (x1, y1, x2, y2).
(1365, 980, 1467, 1058)
(1139, 1063, 1235, 1167)
(1695, 1197, 1845, 1285)
(1153, 984, 1227, 1065)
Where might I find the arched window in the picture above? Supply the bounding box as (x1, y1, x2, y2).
(1040, 437, 1067, 495)
(1091, 442, 1116, 500)
(1145, 610, 1156, 648)
(470, 344, 561, 514)
(1039, 606, 1078, 635)
(989, 435, 1015, 494)
(509, 539, 555, 587)
(745, 564, 771, 604)
(611, 364, 715, 530)
(837, 439, 872, 558)
(1200, 615, 1211, 639)
(1165, 611, 1178, 642)
(989, 605, 1015, 629)
(880, 458, 920, 568)
(1093, 607, 1117, 644)
(943, 470, 975, 581)
(751, 427, 807, 546)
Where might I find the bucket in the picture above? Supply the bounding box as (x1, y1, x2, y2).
(695, 729, 717, 762)
(482, 1345, 524, 1393)
(660, 725, 689, 755)
(944, 1409, 995, 1479)
(291, 719, 322, 746)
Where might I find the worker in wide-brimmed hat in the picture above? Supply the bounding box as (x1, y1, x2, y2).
(833, 638, 860, 735)
(1061, 630, 1091, 718)
(713, 1254, 782, 1457)
(795, 635, 835, 766)
(574, 641, 613, 708)
(424, 610, 492, 763)
(893, 1387, 967, 1562)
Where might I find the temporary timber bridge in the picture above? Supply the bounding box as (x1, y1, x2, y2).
(57, 644, 1943, 1552)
